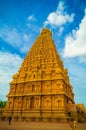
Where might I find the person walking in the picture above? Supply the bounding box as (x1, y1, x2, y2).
(73, 120, 77, 128)
(8, 116, 12, 125)
(69, 120, 73, 130)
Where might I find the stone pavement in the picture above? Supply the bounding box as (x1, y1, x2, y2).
(0, 121, 86, 130)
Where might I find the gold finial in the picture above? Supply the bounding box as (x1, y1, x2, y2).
(41, 28, 52, 36)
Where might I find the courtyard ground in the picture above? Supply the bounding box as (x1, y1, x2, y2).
(0, 121, 86, 130)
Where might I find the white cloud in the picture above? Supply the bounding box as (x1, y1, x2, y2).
(63, 9, 86, 62)
(24, 34, 30, 42)
(0, 14, 40, 54)
(58, 26, 64, 36)
(0, 52, 23, 82)
(44, 1, 74, 27)
(0, 27, 21, 47)
(0, 26, 33, 53)
(63, 58, 86, 107)
(79, 56, 86, 64)
(0, 52, 23, 69)
(0, 51, 23, 100)
(28, 15, 36, 21)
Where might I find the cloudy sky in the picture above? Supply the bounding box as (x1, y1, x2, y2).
(0, 0, 86, 107)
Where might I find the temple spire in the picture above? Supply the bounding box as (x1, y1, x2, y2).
(4, 28, 77, 123)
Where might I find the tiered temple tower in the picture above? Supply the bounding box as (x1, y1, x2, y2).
(4, 28, 77, 122)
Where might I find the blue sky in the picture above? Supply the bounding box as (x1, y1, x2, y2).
(0, 0, 86, 107)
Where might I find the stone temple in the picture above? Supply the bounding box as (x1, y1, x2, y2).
(3, 28, 77, 122)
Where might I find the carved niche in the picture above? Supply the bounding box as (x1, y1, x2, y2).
(34, 96, 40, 109)
(14, 97, 22, 110)
(53, 96, 63, 109)
(42, 96, 51, 109)
(22, 97, 30, 110)
(10, 84, 16, 94)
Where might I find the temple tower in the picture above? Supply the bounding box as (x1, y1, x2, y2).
(4, 28, 77, 122)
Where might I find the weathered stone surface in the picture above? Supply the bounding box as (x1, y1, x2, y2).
(3, 28, 77, 122)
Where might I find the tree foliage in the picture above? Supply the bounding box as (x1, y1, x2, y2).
(0, 100, 7, 108)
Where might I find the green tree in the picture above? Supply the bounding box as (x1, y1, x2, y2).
(0, 100, 7, 108)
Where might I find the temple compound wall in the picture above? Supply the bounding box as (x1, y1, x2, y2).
(3, 28, 77, 122)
